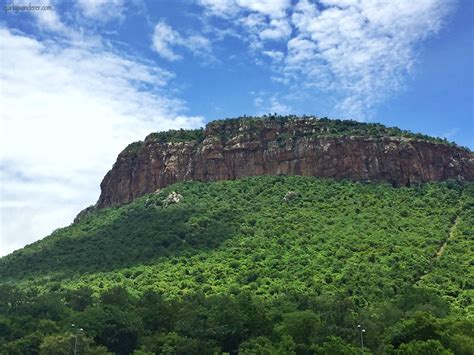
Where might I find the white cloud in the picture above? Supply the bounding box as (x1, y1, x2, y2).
(198, 0, 241, 18)
(236, 0, 290, 19)
(199, 0, 291, 48)
(268, 95, 292, 115)
(152, 22, 184, 61)
(14, 0, 70, 34)
(198, 0, 455, 120)
(186, 34, 213, 57)
(262, 50, 285, 63)
(152, 21, 212, 61)
(34, 8, 68, 33)
(0, 28, 204, 256)
(286, 0, 455, 119)
(198, 0, 290, 19)
(260, 18, 292, 41)
(240, 12, 266, 31)
(76, 0, 125, 21)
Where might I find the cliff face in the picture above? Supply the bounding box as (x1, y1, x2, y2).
(97, 118, 474, 207)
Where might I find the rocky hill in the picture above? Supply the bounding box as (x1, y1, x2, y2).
(2, 112, 474, 353)
(98, 116, 474, 207)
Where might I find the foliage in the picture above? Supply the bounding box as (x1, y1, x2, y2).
(38, 332, 110, 354)
(145, 128, 205, 144)
(0, 177, 473, 354)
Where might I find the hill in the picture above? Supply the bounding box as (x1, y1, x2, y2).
(97, 116, 474, 207)
(1, 176, 473, 354)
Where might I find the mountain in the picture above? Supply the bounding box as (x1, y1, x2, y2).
(1, 116, 473, 354)
(98, 116, 474, 208)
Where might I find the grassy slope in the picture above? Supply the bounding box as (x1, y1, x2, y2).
(1, 176, 471, 315)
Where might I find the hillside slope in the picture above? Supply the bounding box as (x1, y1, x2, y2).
(1, 177, 473, 354)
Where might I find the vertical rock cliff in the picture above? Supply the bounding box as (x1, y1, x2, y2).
(97, 117, 474, 207)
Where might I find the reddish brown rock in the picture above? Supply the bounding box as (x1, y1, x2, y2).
(97, 118, 474, 207)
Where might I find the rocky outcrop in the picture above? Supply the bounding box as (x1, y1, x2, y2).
(97, 117, 474, 207)
(164, 191, 183, 205)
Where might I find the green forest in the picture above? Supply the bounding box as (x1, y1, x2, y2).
(0, 176, 473, 354)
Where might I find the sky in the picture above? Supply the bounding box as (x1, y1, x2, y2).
(0, 0, 473, 257)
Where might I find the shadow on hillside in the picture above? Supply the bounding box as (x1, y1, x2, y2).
(0, 203, 242, 280)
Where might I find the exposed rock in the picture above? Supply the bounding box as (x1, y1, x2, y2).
(97, 117, 474, 208)
(283, 191, 298, 203)
(164, 191, 182, 205)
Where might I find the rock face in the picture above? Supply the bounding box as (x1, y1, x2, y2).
(98, 117, 474, 207)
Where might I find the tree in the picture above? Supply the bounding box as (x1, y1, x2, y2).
(395, 287, 450, 318)
(77, 306, 142, 355)
(311, 336, 362, 355)
(0, 285, 25, 315)
(137, 290, 173, 331)
(39, 333, 73, 355)
(1, 331, 43, 355)
(396, 339, 453, 354)
(24, 293, 68, 321)
(276, 310, 322, 346)
(239, 336, 296, 355)
(39, 332, 111, 355)
(390, 312, 441, 348)
(64, 287, 94, 312)
(139, 332, 219, 354)
(100, 286, 132, 308)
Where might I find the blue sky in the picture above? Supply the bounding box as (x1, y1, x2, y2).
(0, 0, 473, 256)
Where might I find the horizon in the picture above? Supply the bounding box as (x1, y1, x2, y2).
(1, 0, 473, 257)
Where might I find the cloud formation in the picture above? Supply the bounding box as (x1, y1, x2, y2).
(287, 0, 455, 118)
(199, 0, 290, 19)
(0, 28, 204, 256)
(22, 0, 69, 33)
(198, 0, 455, 119)
(152, 21, 213, 61)
(76, 0, 125, 21)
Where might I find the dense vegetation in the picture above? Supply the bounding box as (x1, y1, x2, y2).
(0, 176, 473, 354)
(145, 128, 205, 144)
(122, 115, 465, 155)
(123, 128, 205, 154)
